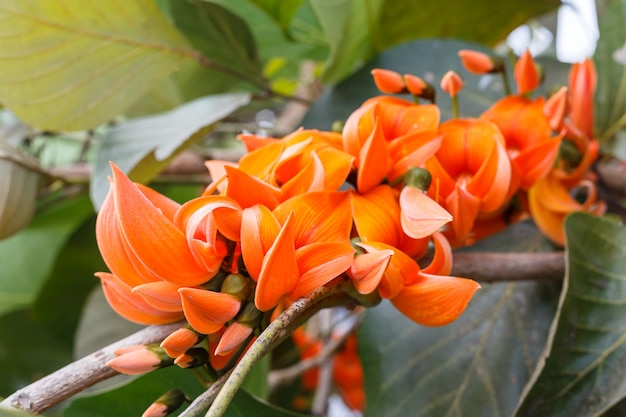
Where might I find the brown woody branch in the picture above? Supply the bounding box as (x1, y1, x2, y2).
(450, 251, 565, 282)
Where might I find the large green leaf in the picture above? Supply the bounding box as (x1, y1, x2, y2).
(360, 282, 559, 417)
(167, 0, 262, 88)
(248, 0, 305, 36)
(90, 92, 250, 209)
(0, 1, 199, 131)
(594, 0, 626, 151)
(0, 309, 73, 396)
(303, 40, 510, 129)
(513, 213, 626, 416)
(32, 216, 104, 348)
(0, 194, 94, 315)
(309, 0, 384, 82)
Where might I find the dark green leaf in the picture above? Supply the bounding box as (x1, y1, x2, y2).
(0, 194, 94, 315)
(225, 390, 310, 417)
(303, 40, 510, 130)
(248, 0, 304, 36)
(513, 213, 626, 416)
(360, 281, 559, 417)
(32, 215, 104, 348)
(90, 93, 250, 209)
(0, 309, 73, 396)
(594, 0, 626, 149)
(167, 0, 262, 87)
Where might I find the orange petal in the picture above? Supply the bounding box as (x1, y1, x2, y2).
(400, 186, 452, 238)
(514, 134, 562, 189)
(458, 49, 495, 74)
(238, 133, 280, 152)
(280, 151, 326, 199)
(204, 160, 237, 195)
(568, 58, 596, 139)
(179, 288, 241, 335)
(349, 245, 394, 294)
(544, 86, 569, 130)
(106, 346, 163, 375)
(514, 49, 540, 94)
(237, 140, 283, 181)
(403, 74, 428, 96)
(357, 118, 391, 193)
(388, 131, 442, 181)
(214, 322, 253, 356)
(254, 214, 299, 311)
(132, 281, 184, 312)
(391, 273, 480, 326)
(446, 185, 481, 244)
(135, 183, 180, 222)
(440, 71, 463, 97)
(161, 327, 203, 358)
(315, 146, 355, 190)
(240, 204, 281, 281)
(371, 68, 406, 94)
(350, 186, 401, 246)
(224, 166, 281, 209)
(110, 163, 211, 286)
(274, 191, 352, 247)
(290, 242, 355, 300)
(97, 272, 184, 325)
(358, 242, 417, 299)
(420, 232, 453, 276)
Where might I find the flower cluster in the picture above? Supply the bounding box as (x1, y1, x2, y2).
(95, 47, 604, 415)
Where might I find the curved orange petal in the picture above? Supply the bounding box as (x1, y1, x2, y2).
(371, 68, 406, 94)
(132, 281, 184, 312)
(350, 186, 401, 246)
(515, 49, 540, 94)
(290, 242, 355, 300)
(223, 166, 281, 210)
(215, 322, 254, 356)
(568, 58, 596, 139)
(237, 140, 283, 181)
(135, 183, 180, 222)
(274, 191, 352, 247)
(280, 151, 326, 200)
(315, 146, 354, 190)
(238, 133, 280, 152)
(458, 49, 495, 74)
(357, 118, 391, 193)
(342, 105, 376, 157)
(179, 288, 241, 335)
(391, 273, 480, 326)
(514, 134, 562, 189)
(110, 163, 210, 286)
(255, 214, 299, 311)
(358, 242, 417, 299)
(204, 160, 237, 195)
(446, 185, 481, 244)
(348, 244, 394, 295)
(420, 232, 453, 276)
(240, 205, 281, 281)
(391, 104, 440, 137)
(97, 272, 184, 325)
(388, 131, 442, 181)
(400, 186, 452, 239)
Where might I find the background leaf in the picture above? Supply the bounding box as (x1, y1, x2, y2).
(513, 213, 626, 416)
(248, 0, 305, 36)
(90, 92, 251, 209)
(0, 194, 94, 316)
(359, 220, 560, 417)
(0, 0, 197, 130)
(594, 0, 626, 152)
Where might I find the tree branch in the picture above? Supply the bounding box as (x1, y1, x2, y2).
(450, 252, 565, 282)
(0, 321, 185, 414)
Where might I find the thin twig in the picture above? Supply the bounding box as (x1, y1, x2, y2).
(205, 278, 352, 417)
(178, 369, 233, 417)
(0, 321, 185, 414)
(268, 309, 366, 388)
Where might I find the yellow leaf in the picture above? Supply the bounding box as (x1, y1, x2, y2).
(0, 1, 197, 130)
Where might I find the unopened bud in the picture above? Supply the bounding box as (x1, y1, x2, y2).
(107, 344, 173, 375)
(174, 347, 209, 369)
(371, 69, 406, 94)
(142, 388, 188, 417)
(404, 74, 436, 102)
(161, 326, 205, 358)
(458, 50, 503, 75)
(440, 71, 464, 98)
(221, 273, 251, 301)
(0, 143, 42, 239)
(404, 167, 432, 192)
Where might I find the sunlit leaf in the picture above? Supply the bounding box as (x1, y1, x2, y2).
(513, 213, 626, 416)
(0, 0, 198, 130)
(90, 92, 251, 209)
(0, 194, 94, 315)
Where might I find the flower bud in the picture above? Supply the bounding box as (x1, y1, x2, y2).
(173, 347, 209, 369)
(458, 50, 503, 74)
(371, 69, 406, 94)
(221, 273, 251, 301)
(0, 143, 42, 239)
(160, 326, 205, 358)
(107, 344, 173, 375)
(514, 50, 541, 95)
(142, 388, 188, 417)
(440, 71, 464, 98)
(404, 74, 436, 102)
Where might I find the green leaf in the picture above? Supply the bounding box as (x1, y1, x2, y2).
(225, 390, 309, 417)
(32, 216, 104, 347)
(167, 0, 262, 88)
(248, 0, 304, 36)
(594, 0, 626, 147)
(0, 407, 37, 417)
(90, 92, 251, 209)
(360, 282, 559, 417)
(513, 213, 626, 416)
(0, 194, 94, 315)
(303, 40, 509, 129)
(309, 0, 384, 82)
(0, 309, 73, 396)
(0, 0, 199, 131)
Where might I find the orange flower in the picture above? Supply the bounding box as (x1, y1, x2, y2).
(332, 334, 365, 411)
(458, 49, 497, 74)
(425, 119, 512, 244)
(440, 70, 464, 97)
(528, 172, 606, 246)
(568, 58, 596, 139)
(241, 191, 354, 311)
(371, 68, 406, 94)
(481, 95, 562, 191)
(514, 50, 540, 95)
